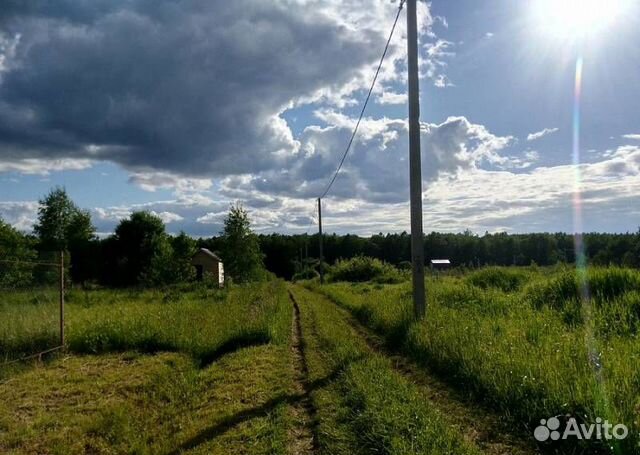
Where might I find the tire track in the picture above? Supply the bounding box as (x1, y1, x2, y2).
(302, 286, 541, 455)
(288, 290, 318, 455)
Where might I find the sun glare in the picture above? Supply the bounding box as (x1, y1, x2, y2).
(533, 0, 630, 42)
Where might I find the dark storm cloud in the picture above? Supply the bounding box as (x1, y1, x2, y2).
(0, 1, 115, 25)
(0, 0, 384, 175)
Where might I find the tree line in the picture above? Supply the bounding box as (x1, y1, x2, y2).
(257, 230, 640, 279)
(1, 187, 638, 286)
(0, 188, 266, 287)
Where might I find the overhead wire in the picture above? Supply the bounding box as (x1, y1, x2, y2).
(317, 0, 406, 200)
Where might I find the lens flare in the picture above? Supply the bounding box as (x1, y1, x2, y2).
(571, 56, 590, 353)
(533, 0, 631, 42)
(572, 56, 583, 237)
(572, 56, 616, 443)
(571, 56, 590, 351)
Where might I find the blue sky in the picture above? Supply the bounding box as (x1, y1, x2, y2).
(0, 0, 639, 236)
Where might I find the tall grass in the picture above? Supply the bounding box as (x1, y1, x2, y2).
(309, 266, 640, 454)
(0, 281, 290, 366)
(1, 281, 294, 454)
(0, 289, 61, 361)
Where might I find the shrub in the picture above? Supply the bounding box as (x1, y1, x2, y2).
(466, 267, 529, 292)
(292, 268, 319, 282)
(328, 256, 403, 284)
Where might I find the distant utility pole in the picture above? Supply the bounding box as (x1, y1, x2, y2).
(407, 0, 426, 319)
(305, 238, 309, 271)
(318, 198, 324, 284)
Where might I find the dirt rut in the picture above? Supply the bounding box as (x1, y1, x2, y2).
(297, 286, 542, 455)
(288, 291, 318, 455)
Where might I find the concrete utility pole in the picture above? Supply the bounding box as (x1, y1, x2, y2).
(407, 0, 426, 319)
(318, 198, 324, 284)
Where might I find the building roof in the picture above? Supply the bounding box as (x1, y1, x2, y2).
(194, 248, 222, 262)
(430, 259, 451, 264)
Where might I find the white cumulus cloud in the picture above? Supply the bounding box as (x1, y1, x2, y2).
(527, 127, 559, 141)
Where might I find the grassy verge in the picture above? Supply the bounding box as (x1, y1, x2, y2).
(0, 280, 300, 454)
(291, 285, 482, 455)
(1, 281, 290, 366)
(0, 346, 294, 454)
(307, 266, 640, 454)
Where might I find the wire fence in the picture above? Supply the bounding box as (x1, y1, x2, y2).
(0, 252, 65, 366)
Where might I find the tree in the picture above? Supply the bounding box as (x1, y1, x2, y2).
(140, 234, 175, 286)
(33, 187, 95, 251)
(66, 209, 97, 284)
(170, 232, 197, 282)
(66, 209, 95, 247)
(221, 203, 265, 283)
(112, 211, 167, 286)
(142, 231, 197, 286)
(0, 218, 37, 287)
(32, 187, 95, 284)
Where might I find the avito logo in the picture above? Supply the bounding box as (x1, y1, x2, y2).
(534, 416, 629, 442)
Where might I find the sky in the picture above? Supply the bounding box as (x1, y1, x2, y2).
(0, 0, 639, 237)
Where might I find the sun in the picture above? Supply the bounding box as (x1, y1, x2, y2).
(532, 0, 631, 42)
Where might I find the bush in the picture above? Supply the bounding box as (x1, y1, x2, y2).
(466, 267, 529, 292)
(292, 268, 319, 282)
(328, 256, 404, 284)
(526, 267, 640, 310)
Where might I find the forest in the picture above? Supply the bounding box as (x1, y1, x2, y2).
(1, 188, 639, 286)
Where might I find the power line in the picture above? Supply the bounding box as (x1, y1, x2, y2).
(318, 0, 406, 200)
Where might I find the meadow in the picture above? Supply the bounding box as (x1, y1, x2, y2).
(0, 278, 481, 454)
(0, 281, 294, 454)
(309, 265, 640, 453)
(1, 282, 290, 366)
(2, 266, 640, 454)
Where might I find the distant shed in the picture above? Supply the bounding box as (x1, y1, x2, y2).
(191, 248, 224, 287)
(430, 259, 451, 270)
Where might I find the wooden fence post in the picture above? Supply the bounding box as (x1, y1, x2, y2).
(59, 251, 65, 349)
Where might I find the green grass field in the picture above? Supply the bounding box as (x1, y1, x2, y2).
(0, 281, 294, 454)
(1, 267, 640, 454)
(1, 282, 289, 365)
(309, 266, 640, 454)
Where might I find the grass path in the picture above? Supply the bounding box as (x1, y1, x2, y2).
(293, 284, 542, 455)
(287, 291, 318, 454)
(289, 284, 484, 455)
